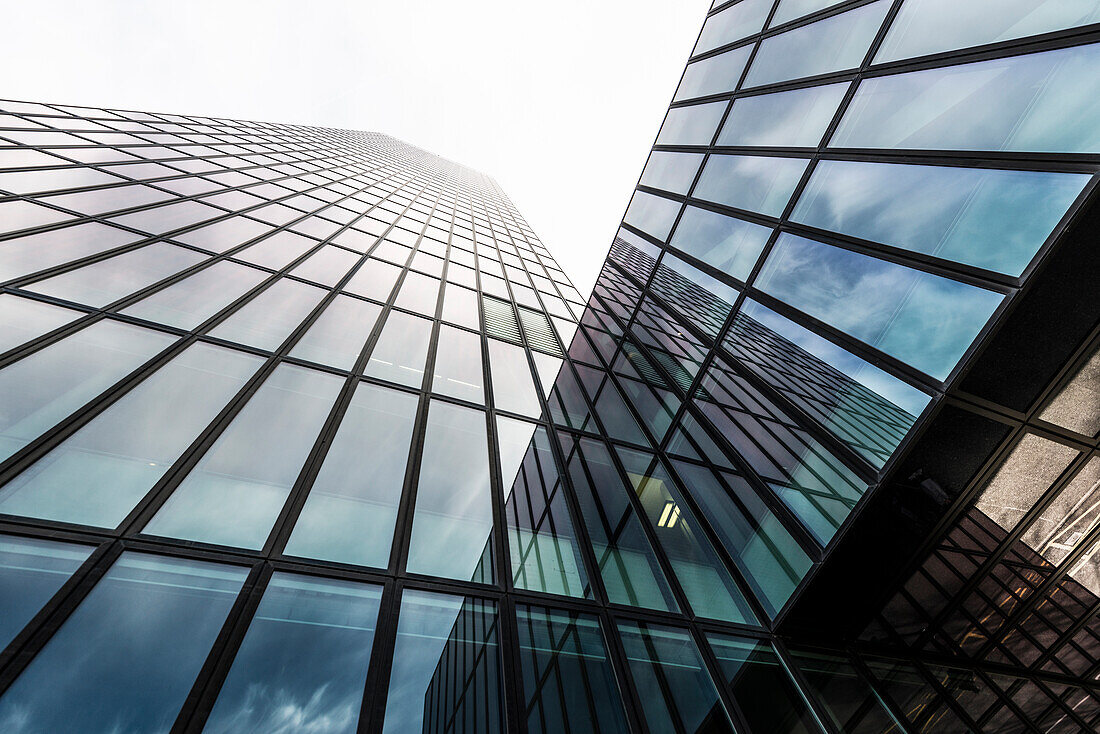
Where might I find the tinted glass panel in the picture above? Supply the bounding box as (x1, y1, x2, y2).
(0, 553, 247, 733)
(694, 154, 808, 217)
(832, 44, 1100, 153)
(755, 233, 1003, 379)
(0, 295, 80, 354)
(676, 45, 753, 101)
(343, 258, 402, 301)
(284, 382, 418, 568)
(639, 151, 704, 195)
(516, 605, 630, 734)
(695, 0, 771, 54)
(289, 295, 382, 370)
(669, 205, 771, 281)
(489, 338, 542, 417)
(0, 343, 262, 527)
(208, 278, 327, 351)
(0, 320, 175, 462)
(143, 364, 342, 549)
(655, 102, 727, 146)
(433, 325, 484, 403)
(202, 574, 382, 734)
(382, 591, 502, 734)
(718, 82, 848, 147)
(745, 1, 890, 87)
(623, 191, 681, 241)
(407, 401, 494, 581)
(289, 244, 360, 286)
(792, 160, 1090, 275)
(364, 310, 433, 388)
(787, 649, 907, 733)
(123, 260, 268, 329)
(617, 621, 735, 734)
(0, 535, 91, 649)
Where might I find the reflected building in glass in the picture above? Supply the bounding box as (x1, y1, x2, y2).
(3, 0, 1100, 731)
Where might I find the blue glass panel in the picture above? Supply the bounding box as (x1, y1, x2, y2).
(755, 233, 1004, 379)
(0, 553, 247, 733)
(833, 44, 1100, 153)
(718, 82, 848, 147)
(623, 191, 681, 241)
(638, 151, 704, 194)
(694, 154, 809, 217)
(694, 0, 772, 54)
(745, 1, 890, 87)
(515, 605, 630, 734)
(877, 0, 1100, 62)
(675, 45, 753, 101)
(669, 205, 772, 281)
(792, 160, 1090, 276)
(655, 102, 727, 146)
(382, 591, 502, 734)
(284, 382, 418, 568)
(0, 535, 91, 649)
(202, 574, 382, 734)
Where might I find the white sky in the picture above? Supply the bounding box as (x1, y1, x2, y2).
(1, 0, 710, 294)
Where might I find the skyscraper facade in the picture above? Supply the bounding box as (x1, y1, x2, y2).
(1, 1, 1100, 732)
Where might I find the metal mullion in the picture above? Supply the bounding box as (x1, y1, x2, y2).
(771, 637, 843, 734)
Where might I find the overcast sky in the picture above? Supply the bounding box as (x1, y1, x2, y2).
(1, 0, 709, 294)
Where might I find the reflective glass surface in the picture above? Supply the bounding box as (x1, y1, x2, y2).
(381, 590, 502, 734)
(406, 400, 494, 581)
(432, 324, 484, 402)
(0, 535, 91, 649)
(284, 382, 418, 568)
(0, 320, 176, 462)
(676, 45, 754, 101)
(744, 1, 890, 87)
(694, 154, 808, 217)
(143, 364, 343, 549)
(364, 310, 433, 388)
(0, 294, 80, 354)
(202, 573, 382, 734)
(694, 0, 771, 54)
(793, 160, 1090, 275)
(638, 151, 704, 195)
(718, 82, 848, 147)
(208, 278, 327, 351)
(655, 102, 727, 146)
(289, 294, 382, 370)
(0, 553, 247, 733)
(122, 260, 268, 329)
(669, 205, 772, 281)
(623, 191, 681, 241)
(489, 338, 541, 417)
(755, 233, 1004, 379)
(0, 343, 262, 527)
(515, 605, 630, 734)
(832, 43, 1100, 153)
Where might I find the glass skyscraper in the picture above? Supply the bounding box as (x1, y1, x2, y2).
(2, 1, 1100, 732)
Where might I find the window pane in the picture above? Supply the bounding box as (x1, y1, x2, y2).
(718, 83, 848, 147)
(235, 231, 316, 270)
(707, 633, 821, 734)
(289, 295, 382, 370)
(123, 260, 268, 330)
(442, 283, 480, 329)
(407, 401, 494, 581)
(669, 205, 771, 281)
(343, 258, 402, 301)
(616, 621, 735, 734)
(0, 343, 263, 527)
(143, 364, 343, 549)
(0, 535, 91, 649)
(655, 102, 727, 146)
(564, 437, 680, 612)
(504, 424, 591, 598)
(284, 382, 418, 568)
(433, 325, 484, 403)
(771, 0, 845, 26)
(639, 151, 704, 195)
(617, 448, 758, 624)
(0, 320, 176, 462)
(489, 339, 541, 417)
(792, 160, 1090, 275)
(202, 573, 382, 734)
(694, 154, 808, 217)
(0, 295, 80, 354)
(0, 553, 247, 733)
(745, 1, 890, 88)
(787, 648, 900, 733)
(675, 45, 754, 101)
(515, 605, 630, 734)
(623, 191, 681, 242)
(289, 244, 360, 286)
(694, 0, 771, 54)
(395, 271, 441, 317)
(832, 43, 1100, 153)
(755, 233, 1004, 379)
(208, 278, 327, 351)
(382, 591, 503, 734)
(0, 222, 136, 282)
(364, 311, 433, 388)
(876, 0, 1100, 63)
(25, 242, 206, 307)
